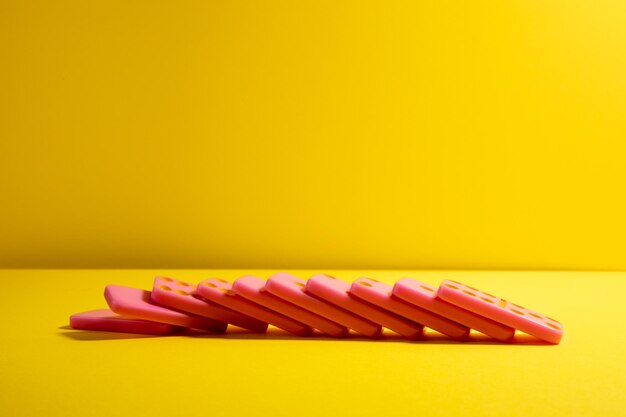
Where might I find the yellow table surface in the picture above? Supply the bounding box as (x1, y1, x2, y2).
(1, 269, 624, 417)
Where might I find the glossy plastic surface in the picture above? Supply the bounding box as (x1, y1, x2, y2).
(233, 275, 347, 337)
(104, 285, 227, 332)
(265, 272, 382, 338)
(150, 276, 268, 332)
(350, 277, 470, 340)
(197, 278, 311, 336)
(436, 279, 563, 344)
(393, 278, 515, 342)
(70, 309, 182, 335)
(306, 274, 422, 339)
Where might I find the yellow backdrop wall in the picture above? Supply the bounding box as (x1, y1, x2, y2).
(1, 1, 625, 269)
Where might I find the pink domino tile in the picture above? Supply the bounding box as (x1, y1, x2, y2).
(435, 279, 564, 344)
(306, 274, 423, 340)
(150, 276, 268, 333)
(69, 309, 182, 335)
(392, 278, 516, 342)
(265, 272, 382, 338)
(104, 285, 227, 333)
(349, 277, 470, 340)
(233, 275, 348, 338)
(196, 278, 312, 337)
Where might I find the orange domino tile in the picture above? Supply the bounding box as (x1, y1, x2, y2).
(392, 278, 515, 342)
(306, 274, 423, 340)
(436, 279, 564, 344)
(70, 309, 183, 335)
(150, 276, 268, 333)
(233, 275, 348, 337)
(104, 285, 228, 333)
(196, 278, 312, 337)
(265, 272, 382, 338)
(349, 277, 470, 340)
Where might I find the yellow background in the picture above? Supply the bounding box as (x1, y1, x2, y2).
(2, 0, 626, 270)
(3, 4, 625, 413)
(1, 270, 624, 417)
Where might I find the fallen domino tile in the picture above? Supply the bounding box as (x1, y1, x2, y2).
(350, 277, 470, 340)
(70, 309, 182, 335)
(233, 275, 348, 338)
(104, 285, 227, 333)
(265, 272, 382, 338)
(306, 274, 423, 340)
(435, 279, 564, 344)
(150, 276, 268, 333)
(197, 278, 312, 337)
(393, 278, 516, 342)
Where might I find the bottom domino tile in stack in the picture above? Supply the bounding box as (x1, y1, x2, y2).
(69, 273, 564, 344)
(70, 309, 183, 335)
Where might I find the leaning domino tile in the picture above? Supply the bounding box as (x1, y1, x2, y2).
(350, 277, 470, 340)
(435, 279, 563, 344)
(196, 278, 312, 337)
(306, 274, 423, 340)
(104, 285, 227, 333)
(150, 276, 268, 333)
(393, 278, 516, 342)
(233, 275, 348, 338)
(265, 272, 382, 338)
(70, 309, 182, 335)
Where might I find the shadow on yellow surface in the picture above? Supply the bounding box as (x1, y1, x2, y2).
(59, 325, 552, 345)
